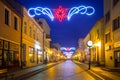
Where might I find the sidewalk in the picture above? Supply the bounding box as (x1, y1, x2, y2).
(0, 61, 62, 80)
(74, 60, 120, 80)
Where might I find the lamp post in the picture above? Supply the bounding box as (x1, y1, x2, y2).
(87, 40, 93, 70)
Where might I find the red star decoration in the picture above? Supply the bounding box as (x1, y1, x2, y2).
(53, 6, 68, 22)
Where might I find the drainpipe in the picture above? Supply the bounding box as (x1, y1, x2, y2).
(20, 10, 23, 69)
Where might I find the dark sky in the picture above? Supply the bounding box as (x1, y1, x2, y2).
(17, 0, 103, 47)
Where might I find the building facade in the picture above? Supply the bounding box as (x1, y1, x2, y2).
(0, 0, 22, 68)
(104, 0, 120, 68)
(38, 18, 51, 63)
(89, 18, 105, 66)
(22, 8, 44, 67)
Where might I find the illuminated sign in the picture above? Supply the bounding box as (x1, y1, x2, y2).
(28, 5, 95, 22)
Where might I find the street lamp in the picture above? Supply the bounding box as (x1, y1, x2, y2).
(87, 40, 93, 70)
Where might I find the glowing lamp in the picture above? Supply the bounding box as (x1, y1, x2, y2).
(87, 40, 93, 47)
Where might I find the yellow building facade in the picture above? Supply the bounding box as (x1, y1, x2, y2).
(0, 0, 22, 68)
(89, 18, 105, 66)
(38, 19, 51, 63)
(22, 8, 44, 67)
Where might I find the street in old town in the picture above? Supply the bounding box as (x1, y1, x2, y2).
(0, 0, 120, 80)
(23, 60, 120, 80)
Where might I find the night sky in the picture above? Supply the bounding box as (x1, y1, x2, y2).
(17, 0, 103, 47)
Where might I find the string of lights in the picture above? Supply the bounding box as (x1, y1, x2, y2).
(28, 7, 54, 21)
(67, 6, 95, 20)
(28, 5, 95, 22)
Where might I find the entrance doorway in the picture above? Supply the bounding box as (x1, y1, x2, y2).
(114, 51, 120, 67)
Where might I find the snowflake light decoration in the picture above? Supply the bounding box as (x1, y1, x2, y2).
(53, 6, 68, 22)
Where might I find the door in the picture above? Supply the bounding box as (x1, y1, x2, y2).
(114, 51, 120, 67)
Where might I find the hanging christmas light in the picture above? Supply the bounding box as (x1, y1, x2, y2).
(28, 5, 95, 22)
(53, 6, 68, 22)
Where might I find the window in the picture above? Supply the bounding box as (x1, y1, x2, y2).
(29, 27, 32, 37)
(29, 47, 34, 63)
(113, 0, 119, 6)
(105, 11, 110, 23)
(105, 32, 111, 43)
(24, 22, 27, 34)
(37, 32, 39, 41)
(113, 17, 120, 31)
(33, 30, 35, 39)
(14, 17, 18, 30)
(5, 9, 9, 25)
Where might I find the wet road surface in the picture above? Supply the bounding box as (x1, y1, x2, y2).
(25, 60, 101, 80)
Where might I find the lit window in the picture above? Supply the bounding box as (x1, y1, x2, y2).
(29, 47, 34, 63)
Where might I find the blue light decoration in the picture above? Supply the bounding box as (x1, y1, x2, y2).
(60, 47, 76, 58)
(27, 5, 95, 22)
(63, 51, 74, 54)
(67, 6, 95, 20)
(28, 7, 54, 21)
(60, 47, 76, 51)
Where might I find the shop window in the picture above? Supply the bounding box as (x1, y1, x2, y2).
(3, 51, 8, 66)
(0, 50, 2, 66)
(115, 51, 120, 67)
(37, 50, 42, 63)
(29, 47, 34, 63)
(4, 41, 8, 50)
(9, 43, 19, 66)
(9, 51, 19, 66)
